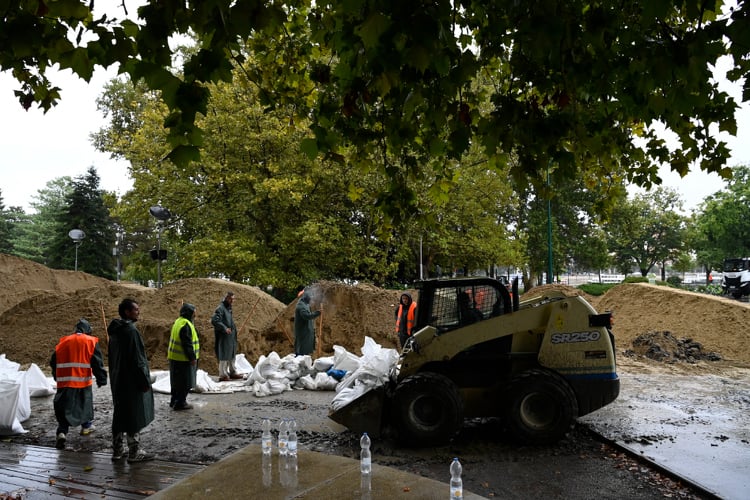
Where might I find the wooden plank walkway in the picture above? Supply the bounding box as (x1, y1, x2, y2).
(0, 442, 205, 499)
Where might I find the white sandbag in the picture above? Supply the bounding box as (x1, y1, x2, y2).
(313, 356, 334, 372)
(251, 352, 283, 383)
(0, 354, 20, 373)
(25, 363, 55, 397)
(333, 345, 360, 372)
(331, 337, 400, 410)
(252, 378, 290, 397)
(150, 370, 172, 394)
(330, 383, 369, 411)
(295, 375, 317, 390)
(313, 372, 338, 391)
(281, 354, 311, 380)
(0, 379, 25, 435)
(14, 370, 31, 422)
(235, 353, 254, 376)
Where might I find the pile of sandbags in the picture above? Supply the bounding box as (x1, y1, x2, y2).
(0, 354, 55, 435)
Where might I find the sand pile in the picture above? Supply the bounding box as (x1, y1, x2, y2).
(1, 254, 749, 374)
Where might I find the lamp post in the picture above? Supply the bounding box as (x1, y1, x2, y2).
(68, 229, 85, 271)
(113, 229, 123, 282)
(149, 206, 171, 288)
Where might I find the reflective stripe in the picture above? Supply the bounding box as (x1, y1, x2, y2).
(57, 375, 93, 382)
(56, 362, 91, 369)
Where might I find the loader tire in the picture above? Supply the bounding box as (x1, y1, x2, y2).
(505, 369, 578, 445)
(393, 372, 463, 446)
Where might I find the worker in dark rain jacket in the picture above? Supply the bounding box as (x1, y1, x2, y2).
(108, 298, 155, 463)
(212, 291, 243, 381)
(50, 318, 107, 450)
(294, 292, 321, 355)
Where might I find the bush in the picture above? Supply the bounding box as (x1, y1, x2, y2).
(577, 283, 617, 296)
(666, 276, 682, 286)
(623, 276, 648, 283)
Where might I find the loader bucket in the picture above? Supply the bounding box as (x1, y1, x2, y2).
(328, 386, 386, 438)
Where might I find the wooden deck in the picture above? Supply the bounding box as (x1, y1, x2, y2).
(0, 442, 205, 499)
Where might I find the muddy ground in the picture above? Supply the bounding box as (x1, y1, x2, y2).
(6, 379, 710, 500)
(2, 254, 750, 498)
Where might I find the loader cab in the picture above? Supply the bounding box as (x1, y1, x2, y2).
(415, 277, 513, 334)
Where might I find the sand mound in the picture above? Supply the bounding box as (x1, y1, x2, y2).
(2, 254, 749, 375)
(592, 283, 750, 365)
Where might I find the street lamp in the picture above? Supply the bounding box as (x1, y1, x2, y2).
(113, 229, 124, 282)
(149, 206, 171, 288)
(68, 229, 85, 272)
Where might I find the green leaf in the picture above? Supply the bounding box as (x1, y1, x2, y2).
(166, 145, 200, 166)
(355, 13, 391, 49)
(300, 138, 318, 160)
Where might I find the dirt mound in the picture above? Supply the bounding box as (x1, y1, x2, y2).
(258, 281, 407, 357)
(2, 254, 750, 375)
(0, 255, 408, 372)
(521, 283, 596, 302)
(592, 283, 750, 365)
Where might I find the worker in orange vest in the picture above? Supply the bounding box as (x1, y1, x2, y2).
(394, 293, 417, 348)
(50, 318, 107, 450)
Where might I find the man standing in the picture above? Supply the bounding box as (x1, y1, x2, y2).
(294, 292, 321, 356)
(107, 298, 155, 463)
(50, 318, 107, 450)
(168, 303, 199, 410)
(211, 291, 242, 381)
(394, 292, 417, 348)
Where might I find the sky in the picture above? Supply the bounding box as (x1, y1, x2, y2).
(0, 51, 748, 215)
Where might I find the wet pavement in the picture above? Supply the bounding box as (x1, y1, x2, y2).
(5, 372, 741, 499)
(580, 371, 750, 500)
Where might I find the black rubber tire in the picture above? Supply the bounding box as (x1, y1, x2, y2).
(505, 368, 578, 445)
(393, 372, 464, 446)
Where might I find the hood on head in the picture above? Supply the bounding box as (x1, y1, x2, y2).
(75, 318, 92, 334)
(180, 303, 196, 319)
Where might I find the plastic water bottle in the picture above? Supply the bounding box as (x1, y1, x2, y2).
(287, 418, 298, 457)
(261, 418, 272, 456)
(278, 418, 288, 456)
(360, 432, 371, 475)
(450, 457, 463, 499)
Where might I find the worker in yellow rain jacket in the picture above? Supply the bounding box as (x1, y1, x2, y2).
(168, 303, 200, 410)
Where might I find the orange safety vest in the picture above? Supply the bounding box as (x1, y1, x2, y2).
(55, 333, 98, 389)
(395, 302, 417, 336)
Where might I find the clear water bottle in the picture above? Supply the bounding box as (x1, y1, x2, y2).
(278, 418, 288, 456)
(287, 418, 298, 457)
(261, 418, 272, 456)
(450, 457, 463, 499)
(360, 432, 371, 475)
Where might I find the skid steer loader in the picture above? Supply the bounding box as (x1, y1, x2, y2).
(329, 277, 619, 446)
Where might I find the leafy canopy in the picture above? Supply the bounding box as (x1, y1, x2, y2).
(2, 1, 747, 219)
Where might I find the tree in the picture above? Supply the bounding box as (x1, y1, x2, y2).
(691, 165, 750, 274)
(46, 168, 115, 278)
(606, 188, 686, 277)
(521, 166, 626, 285)
(0, 189, 14, 254)
(2, 1, 745, 220)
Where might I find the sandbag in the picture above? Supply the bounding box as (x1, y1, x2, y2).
(0, 380, 25, 435)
